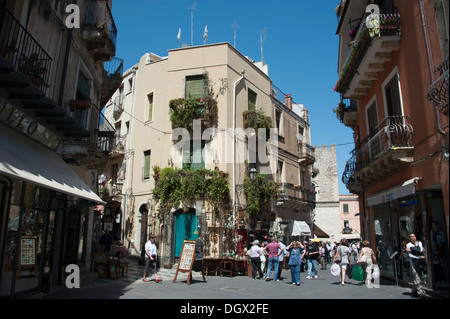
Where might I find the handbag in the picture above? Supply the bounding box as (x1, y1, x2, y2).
(334, 247, 341, 263)
(358, 254, 368, 264)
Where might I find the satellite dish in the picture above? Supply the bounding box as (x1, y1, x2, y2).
(297, 133, 303, 141)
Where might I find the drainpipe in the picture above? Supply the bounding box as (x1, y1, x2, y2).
(232, 70, 245, 225)
(418, 0, 446, 136)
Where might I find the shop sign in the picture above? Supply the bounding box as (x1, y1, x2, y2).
(0, 99, 61, 150)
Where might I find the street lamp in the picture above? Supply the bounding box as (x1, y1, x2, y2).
(249, 167, 258, 180)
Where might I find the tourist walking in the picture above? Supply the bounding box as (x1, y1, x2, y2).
(143, 235, 162, 283)
(358, 240, 377, 288)
(260, 241, 267, 273)
(334, 238, 350, 285)
(319, 242, 327, 270)
(305, 239, 319, 279)
(264, 238, 282, 281)
(249, 240, 264, 280)
(405, 233, 427, 298)
(287, 241, 304, 286)
(277, 239, 287, 280)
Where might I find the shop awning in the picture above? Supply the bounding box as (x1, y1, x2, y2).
(367, 177, 421, 207)
(291, 220, 311, 236)
(0, 125, 105, 204)
(313, 223, 330, 238)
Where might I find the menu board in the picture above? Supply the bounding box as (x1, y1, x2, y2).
(178, 240, 196, 271)
(173, 239, 206, 285)
(20, 236, 36, 266)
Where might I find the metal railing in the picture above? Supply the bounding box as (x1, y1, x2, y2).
(342, 116, 413, 186)
(67, 102, 116, 153)
(104, 57, 124, 78)
(298, 142, 315, 159)
(276, 183, 316, 204)
(83, 0, 117, 51)
(0, 8, 52, 93)
(427, 56, 449, 116)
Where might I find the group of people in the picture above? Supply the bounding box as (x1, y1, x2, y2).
(131, 231, 428, 298)
(248, 237, 335, 285)
(247, 234, 428, 298)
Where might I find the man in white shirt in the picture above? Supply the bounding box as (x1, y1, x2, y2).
(277, 239, 287, 280)
(143, 235, 162, 283)
(405, 233, 426, 298)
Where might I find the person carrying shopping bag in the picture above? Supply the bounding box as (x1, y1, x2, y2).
(333, 239, 351, 285)
(358, 240, 377, 288)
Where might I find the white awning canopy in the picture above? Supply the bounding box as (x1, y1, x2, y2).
(367, 177, 421, 207)
(0, 125, 105, 204)
(291, 220, 311, 236)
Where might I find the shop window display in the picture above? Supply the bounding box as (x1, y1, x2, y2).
(373, 203, 394, 274)
(0, 180, 58, 297)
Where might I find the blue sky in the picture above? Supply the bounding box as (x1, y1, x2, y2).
(111, 0, 354, 194)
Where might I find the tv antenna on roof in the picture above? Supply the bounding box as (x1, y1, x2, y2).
(190, 2, 197, 46)
(260, 26, 267, 65)
(232, 20, 239, 48)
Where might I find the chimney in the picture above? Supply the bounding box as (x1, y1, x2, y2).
(284, 94, 292, 109)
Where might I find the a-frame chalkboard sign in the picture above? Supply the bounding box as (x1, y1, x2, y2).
(172, 239, 206, 285)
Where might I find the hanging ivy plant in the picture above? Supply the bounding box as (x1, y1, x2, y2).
(243, 173, 276, 218)
(242, 109, 273, 140)
(169, 96, 218, 131)
(152, 168, 230, 213)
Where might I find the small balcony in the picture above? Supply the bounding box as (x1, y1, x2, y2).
(113, 94, 124, 118)
(348, 115, 414, 185)
(335, 98, 357, 128)
(335, 9, 401, 99)
(276, 183, 316, 210)
(110, 135, 126, 159)
(82, 0, 117, 63)
(342, 154, 362, 195)
(101, 57, 123, 108)
(427, 57, 449, 116)
(62, 103, 115, 169)
(298, 142, 315, 166)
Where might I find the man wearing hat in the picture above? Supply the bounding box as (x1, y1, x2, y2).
(249, 240, 264, 280)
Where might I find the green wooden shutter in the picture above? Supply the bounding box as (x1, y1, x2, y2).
(248, 90, 257, 110)
(185, 75, 207, 98)
(143, 150, 151, 180)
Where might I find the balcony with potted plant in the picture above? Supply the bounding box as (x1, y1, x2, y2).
(82, 0, 118, 63)
(334, 7, 401, 100)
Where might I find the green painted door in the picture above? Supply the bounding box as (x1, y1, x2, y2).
(174, 209, 198, 257)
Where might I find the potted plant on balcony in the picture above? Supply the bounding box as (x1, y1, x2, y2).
(18, 53, 49, 88)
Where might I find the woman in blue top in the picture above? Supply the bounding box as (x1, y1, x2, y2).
(287, 241, 305, 286)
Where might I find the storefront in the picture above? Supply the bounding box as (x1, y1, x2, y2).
(368, 178, 449, 292)
(0, 124, 104, 298)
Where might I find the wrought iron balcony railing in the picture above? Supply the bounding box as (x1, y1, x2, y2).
(0, 8, 52, 93)
(276, 183, 316, 205)
(66, 102, 115, 153)
(342, 115, 413, 188)
(427, 57, 449, 116)
(83, 0, 117, 50)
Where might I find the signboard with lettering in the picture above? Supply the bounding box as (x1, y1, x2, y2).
(0, 99, 61, 150)
(173, 239, 206, 285)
